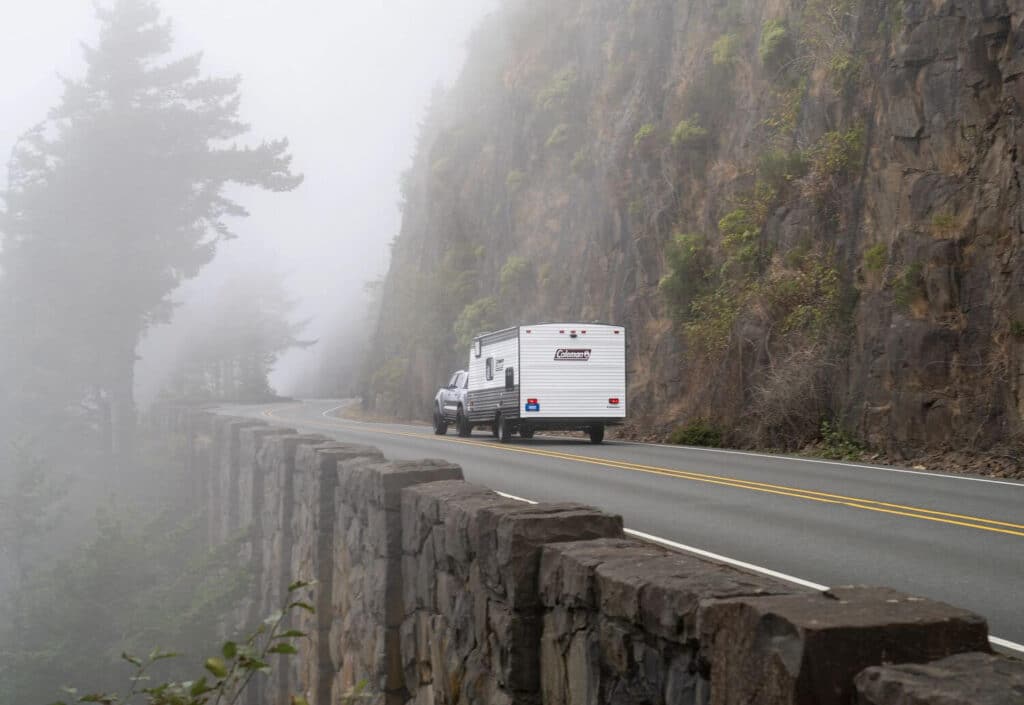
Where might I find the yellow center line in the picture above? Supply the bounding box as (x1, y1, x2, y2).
(261, 405, 1024, 539)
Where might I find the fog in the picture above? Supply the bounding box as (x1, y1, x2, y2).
(1, 0, 497, 401)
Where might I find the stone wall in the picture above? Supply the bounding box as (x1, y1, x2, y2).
(163, 408, 1022, 705)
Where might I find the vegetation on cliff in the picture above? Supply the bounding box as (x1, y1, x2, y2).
(366, 0, 1023, 470)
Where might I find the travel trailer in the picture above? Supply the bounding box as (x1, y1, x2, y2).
(433, 322, 626, 443)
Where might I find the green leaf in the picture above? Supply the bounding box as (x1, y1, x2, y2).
(121, 652, 142, 668)
(222, 641, 237, 659)
(288, 601, 315, 614)
(189, 678, 213, 697)
(291, 696, 310, 705)
(79, 695, 115, 704)
(268, 643, 298, 655)
(148, 649, 178, 662)
(204, 657, 229, 679)
(287, 579, 315, 592)
(273, 630, 307, 639)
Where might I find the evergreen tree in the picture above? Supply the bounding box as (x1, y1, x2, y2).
(0, 0, 301, 462)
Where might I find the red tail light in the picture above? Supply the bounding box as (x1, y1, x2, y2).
(527, 398, 538, 405)
(609, 398, 620, 405)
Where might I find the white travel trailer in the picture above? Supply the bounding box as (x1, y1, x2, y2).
(463, 322, 626, 443)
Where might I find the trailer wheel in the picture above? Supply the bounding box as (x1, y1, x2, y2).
(433, 408, 448, 435)
(456, 407, 472, 437)
(588, 425, 605, 444)
(497, 414, 514, 443)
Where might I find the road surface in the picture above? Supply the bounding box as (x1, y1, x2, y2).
(216, 399, 1024, 653)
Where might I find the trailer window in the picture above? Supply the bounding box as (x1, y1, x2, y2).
(486, 357, 494, 381)
(505, 366, 514, 390)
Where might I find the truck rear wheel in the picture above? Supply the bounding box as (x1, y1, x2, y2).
(497, 414, 513, 443)
(588, 425, 605, 444)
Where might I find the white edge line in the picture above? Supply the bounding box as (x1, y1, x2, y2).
(621, 440, 1024, 488)
(494, 491, 1024, 656)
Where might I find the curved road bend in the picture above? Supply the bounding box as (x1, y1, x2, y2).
(215, 400, 1024, 653)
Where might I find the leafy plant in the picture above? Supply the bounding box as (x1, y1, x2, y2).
(808, 125, 864, 178)
(712, 33, 741, 66)
(893, 262, 925, 310)
(505, 170, 525, 193)
(816, 419, 863, 461)
(52, 582, 367, 705)
(536, 67, 577, 110)
(454, 297, 498, 350)
(634, 123, 657, 147)
(718, 207, 762, 276)
(930, 211, 957, 237)
(668, 420, 724, 447)
(659, 233, 710, 318)
(759, 19, 790, 70)
(670, 117, 709, 147)
(545, 123, 571, 149)
(863, 243, 887, 272)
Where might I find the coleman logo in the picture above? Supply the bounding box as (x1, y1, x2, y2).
(554, 348, 591, 361)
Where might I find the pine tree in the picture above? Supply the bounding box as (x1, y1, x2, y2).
(0, 0, 301, 462)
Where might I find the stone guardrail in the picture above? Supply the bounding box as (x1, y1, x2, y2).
(153, 405, 1022, 705)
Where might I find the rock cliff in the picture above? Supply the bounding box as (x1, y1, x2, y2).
(367, 0, 1024, 465)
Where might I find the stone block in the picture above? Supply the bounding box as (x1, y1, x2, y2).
(855, 651, 1024, 705)
(701, 586, 990, 705)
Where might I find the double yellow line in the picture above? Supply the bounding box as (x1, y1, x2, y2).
(263, 405, 1024, 539)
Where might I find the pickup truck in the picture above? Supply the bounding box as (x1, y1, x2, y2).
(433, 369, 471, 436)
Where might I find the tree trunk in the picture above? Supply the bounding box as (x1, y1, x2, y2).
(110, 348, 137, 471)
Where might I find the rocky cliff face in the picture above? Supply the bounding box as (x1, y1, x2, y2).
(367, 0, 1024, 465)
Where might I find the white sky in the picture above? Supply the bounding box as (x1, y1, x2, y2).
(0, 0, 497, 396)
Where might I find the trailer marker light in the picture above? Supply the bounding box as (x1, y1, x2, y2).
(559, 330, 565, 334)
(614, 330, 620, 334)
(609, 398, 620, 405)
(525, 398, 540, 412)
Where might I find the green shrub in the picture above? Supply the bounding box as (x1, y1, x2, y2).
(712, 33, 740, 66)
(505, 169, 525, 192)
(537, 67, 577, 110)
(669, 419, 724, 447)
(684, 287, 744, 354)
(659, 232, 710, 317)
(808, 124, 864, 179)
(499, 255, 532, 296)
(454, 297, 498, 349)
(671, 117, 709, 147)
(828, 51, 862, 90)
(759, 19, 790, 69)
(817, 419, 864, 460)
(893, 262, 925, 310)
(757, 148, 807, 191)
(634, 123, 657, 147)
(931, 211, 957, 236)
(570, 148, 592, 175)
(718, 207, 761, 275)
(545, 123, 571, 149)
(863, 242, 887, 272)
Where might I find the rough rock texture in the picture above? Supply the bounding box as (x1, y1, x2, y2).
(330, 458, 463, 705)
(400, 480, 625, 705)
(538, 538, 805, 705)
(366, 0, 1024, 470)
(855, 651, 1024, 705)
(700, 586, 992, 705)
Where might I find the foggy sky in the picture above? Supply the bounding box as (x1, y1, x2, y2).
(1, 0, 497, 398)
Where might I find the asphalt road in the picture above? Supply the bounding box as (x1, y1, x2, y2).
(216, 399, 1024, 653)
